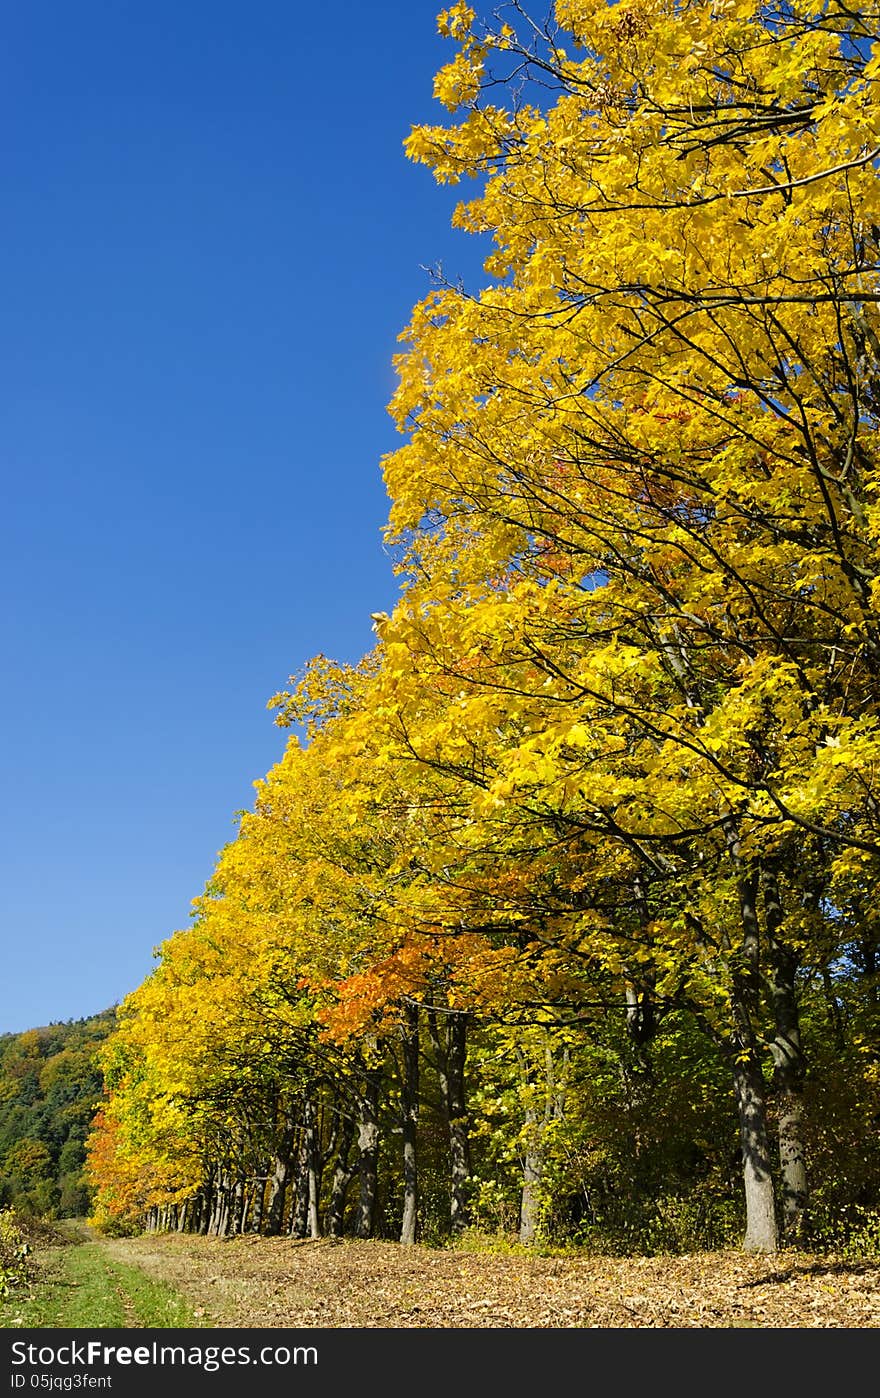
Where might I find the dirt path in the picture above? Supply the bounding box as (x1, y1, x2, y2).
(97, 1232, 880, 1328)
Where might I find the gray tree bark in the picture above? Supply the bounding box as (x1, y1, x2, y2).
(727, 837, 778, 1254)
(289, 1128, 310, 1238)
(326, 1110, 356, 1238)
(355, 1058, 381, 1239)
(400, 1002, 420, 1245)
(762, 865, 808, 1241)
(428, 1007, 471, 1235)
(518, 1041, 568, 1244)
(265, 1119, 296, 1236)
(304, 1096, 321, 1240)
(249, 1170, 265, 1234)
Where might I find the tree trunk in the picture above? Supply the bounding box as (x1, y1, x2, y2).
(265, 1123, 295, 1236)
(731, 1049, 779, 1253)
(355, 1060, 381, 1239)
(400, 1002, 420, 1245)
(198, 1172, 213, 1235)
(762, 866, 808, 1241)
(211, 1175, 231, 1237)
(230, 1179, 245, 1234)
(726, 835, 778, 1253)
(249, 1171, 265, 1233)
(517, 1040, 567, 1244)
(519, 1122, 543, 1245)
(517, 1047, 543, 1245)
(289, 1127, 310, 1238)
(326, 1111, 356, 1238)
(429, 1007, 471, 1235)
(304, 1096, 321, 1240)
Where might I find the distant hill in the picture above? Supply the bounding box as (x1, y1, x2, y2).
(0, 1010, 115, 1217)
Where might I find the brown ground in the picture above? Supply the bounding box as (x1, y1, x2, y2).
(99, 1232, 880, 1328)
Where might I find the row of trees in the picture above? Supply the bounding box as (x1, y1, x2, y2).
(87, 0, 880, 1254)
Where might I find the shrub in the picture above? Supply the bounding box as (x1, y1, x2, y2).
(0, 1210, 33, 1300)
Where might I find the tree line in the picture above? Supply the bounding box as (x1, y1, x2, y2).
(87, 0, 880, 1256)
(0, 1014, 114, 1220)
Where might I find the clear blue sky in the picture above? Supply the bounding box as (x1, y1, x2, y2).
(1, 2, 488, 1034)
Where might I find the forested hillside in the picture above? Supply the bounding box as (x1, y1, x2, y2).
(85, 0, 880, 1260)
(0, 1012, 114, 1218)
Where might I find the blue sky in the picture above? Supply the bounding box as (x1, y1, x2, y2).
(1, 2, 488, 1034)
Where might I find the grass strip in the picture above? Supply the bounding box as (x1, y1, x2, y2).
(1, 1243, 209, 1329)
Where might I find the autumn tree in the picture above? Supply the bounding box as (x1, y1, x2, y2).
(374, 0, 880, 1252)
(87, 0, 880, 1260)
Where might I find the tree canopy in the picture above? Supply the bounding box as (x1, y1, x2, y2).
(87, 0, 880, 1257)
